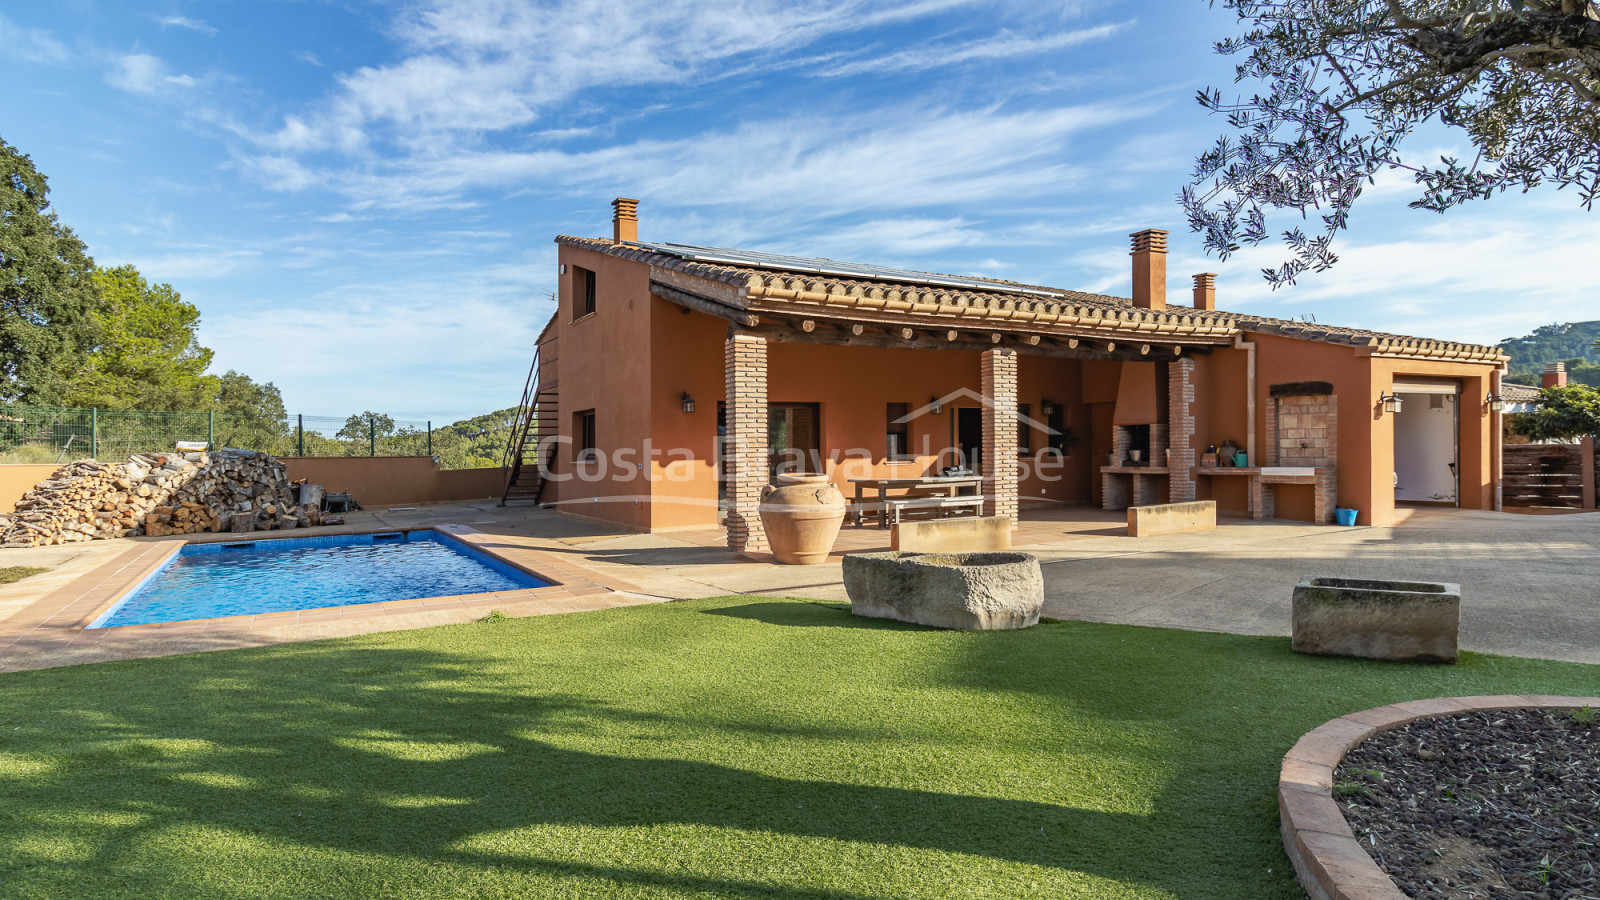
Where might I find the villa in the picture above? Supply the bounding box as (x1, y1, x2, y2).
(522, 199, 1509, 551)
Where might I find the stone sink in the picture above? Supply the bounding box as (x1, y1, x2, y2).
(842, 551, 1044, 630)
(1260, 466, 1317, 477)
(1291, 576, 1460, 664)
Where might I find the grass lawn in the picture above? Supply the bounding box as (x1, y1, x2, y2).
(0, 566, 48, 585)
(1, 597, 1595, 899)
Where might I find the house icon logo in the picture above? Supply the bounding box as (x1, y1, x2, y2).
(895, 388, 1058, 434)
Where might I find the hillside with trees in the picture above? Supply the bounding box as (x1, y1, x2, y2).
(1498, 322, 1600, 387)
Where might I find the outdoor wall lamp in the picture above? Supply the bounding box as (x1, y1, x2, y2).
(1041, 400, 1056, 416)
(681, 392, 696, 414)
(1379, 391, 1404, 414)
(1486, 392, 1506, 413)
(930, 396, 944, 415)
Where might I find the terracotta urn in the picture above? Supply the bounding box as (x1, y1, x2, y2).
(758, 474, 846, 565)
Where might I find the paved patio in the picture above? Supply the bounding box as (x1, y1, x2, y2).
(2, 501, 1597, 671)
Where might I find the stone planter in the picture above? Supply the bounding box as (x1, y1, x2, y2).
(758, 474, 846, 565)
(842, 551, 1043, 630)
(1291, 576, 1460, 663)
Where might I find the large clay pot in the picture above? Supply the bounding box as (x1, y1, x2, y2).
(758, 474, 846, 565)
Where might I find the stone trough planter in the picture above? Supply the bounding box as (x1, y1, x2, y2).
(1291, 576, 1460, 664)
(842, 551, 1043, 630)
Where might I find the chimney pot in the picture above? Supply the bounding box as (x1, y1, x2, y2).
(1191, 272, 1217, 311)
(1543, 361, 1568, 389)
(1129, 228, 1168, 311)
(612, 197, 639, 244)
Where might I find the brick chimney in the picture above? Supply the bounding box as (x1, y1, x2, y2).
(1543, 361, 1568, 388)
(1130, 229, 1168, 311)
(1191, 272, 1217, 311)
(612, 197, 639, 243)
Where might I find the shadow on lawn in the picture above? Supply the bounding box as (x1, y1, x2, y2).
(702, 600, 914, 630)
(0, 635, 1180, 898)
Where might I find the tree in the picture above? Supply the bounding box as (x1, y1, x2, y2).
(0, 136, 99, 402)
(213, 371, 289, 452)
(1184, 1, 1600, 286)
(59, 264, 219, 410)
(1513, 383, 1600, 440)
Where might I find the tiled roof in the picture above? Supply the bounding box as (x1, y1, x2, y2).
(1501, 382, 1543, 404)
(555, 235, 1508, 363)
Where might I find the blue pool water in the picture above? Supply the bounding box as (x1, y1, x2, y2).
(91, 530, 549, 628)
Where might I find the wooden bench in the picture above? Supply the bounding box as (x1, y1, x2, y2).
(883, 495, 985, 526)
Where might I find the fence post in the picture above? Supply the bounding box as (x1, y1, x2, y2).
(90, 407, 98, 460)
(427, 421, 433, 457)
(1583, 435, 1596, 511)
(297, 414, 304, 457)
(369, 415, 376, 457)
(208, 410, 215, 449)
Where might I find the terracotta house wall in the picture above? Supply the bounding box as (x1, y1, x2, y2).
(547, 246, 657, 529)
(1246, 333, 1498, 526)
(541, 243, 1501, 534)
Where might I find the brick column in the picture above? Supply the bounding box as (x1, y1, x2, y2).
(981, 348, 1019, 528)
(725, 332, 769, 554)
(1167, 357, 1197, 503)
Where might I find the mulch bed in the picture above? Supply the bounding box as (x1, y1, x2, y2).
(1335, 707, 1599, 899)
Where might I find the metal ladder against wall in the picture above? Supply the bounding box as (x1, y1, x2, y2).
(500, 349, 559, 505)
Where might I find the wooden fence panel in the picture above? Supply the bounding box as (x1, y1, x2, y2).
(1502, 444, 1584, 508)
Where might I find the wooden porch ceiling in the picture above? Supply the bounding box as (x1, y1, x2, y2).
(651, 281, 1217, 362)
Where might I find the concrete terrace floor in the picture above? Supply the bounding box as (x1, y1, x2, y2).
(2, 501, 1598, 668)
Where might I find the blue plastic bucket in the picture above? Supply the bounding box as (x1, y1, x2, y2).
(1335, 508, 1358, 527)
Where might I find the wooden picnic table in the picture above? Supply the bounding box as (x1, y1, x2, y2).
(849, 476, 983, 529)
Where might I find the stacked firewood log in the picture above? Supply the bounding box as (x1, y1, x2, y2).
(1, 449, 343, 549)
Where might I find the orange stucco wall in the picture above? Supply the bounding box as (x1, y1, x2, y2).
(543, 245, 658, 530)
(0, 465, 70, 512)
(282, 457, 506, 507)
(544, 244, 1501, 533)
(0, 460, 502, 513)
(1196, 332, 1498, 527)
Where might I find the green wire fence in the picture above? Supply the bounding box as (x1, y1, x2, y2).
(0, 406, 521, 469)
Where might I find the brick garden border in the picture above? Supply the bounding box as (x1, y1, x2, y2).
(1281, 695, 1600, 900)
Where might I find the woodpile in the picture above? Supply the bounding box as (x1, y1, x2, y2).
(2, 449, 339, 548)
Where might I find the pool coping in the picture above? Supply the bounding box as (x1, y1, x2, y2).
(0, 524, 652, 672)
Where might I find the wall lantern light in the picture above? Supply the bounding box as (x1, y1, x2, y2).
(681, 392, 696, 414)
(930, 396, 944, 415)
(1041, 400, 1056, 416)
(1379, 391, 1403, 414)
(1486, 392, 1506, 413)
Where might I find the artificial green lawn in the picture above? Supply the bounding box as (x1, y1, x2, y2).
(1, 598, 1596, 899)
(0, 566, 47, 585)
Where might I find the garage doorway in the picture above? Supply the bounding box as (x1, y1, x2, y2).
(1393, 381, 1459, 504)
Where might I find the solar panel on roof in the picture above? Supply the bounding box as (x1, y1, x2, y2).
(631, 241, 1066, 300)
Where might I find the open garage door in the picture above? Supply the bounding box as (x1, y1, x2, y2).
(1393, 380, 1459, 504)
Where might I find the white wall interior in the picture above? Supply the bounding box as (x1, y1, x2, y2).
(1394, 392, 1458, 502)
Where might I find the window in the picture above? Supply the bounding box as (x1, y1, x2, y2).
(886, 402, 910, 460)
(1017, 403, 1032, 454)
(573, 266, 596, 319)
(575, 410, 596, 462)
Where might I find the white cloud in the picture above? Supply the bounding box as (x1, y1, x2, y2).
(0, 13, 69, 64)
(247, 99, 1148, 220)
(818, 22, 1129, 77)
(242, 0, 1004, 155)
(158, 15, 218, 37)
(106, 53, 197, 94)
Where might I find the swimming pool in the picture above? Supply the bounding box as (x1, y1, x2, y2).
(90, 530, 550, 629)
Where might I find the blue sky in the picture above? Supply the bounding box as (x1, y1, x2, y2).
(3, 1, 1596, 422)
